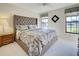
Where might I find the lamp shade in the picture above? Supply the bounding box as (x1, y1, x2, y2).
(0, 17, 13, 35)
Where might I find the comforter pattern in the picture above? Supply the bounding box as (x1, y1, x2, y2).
(17, 28, 57, 56)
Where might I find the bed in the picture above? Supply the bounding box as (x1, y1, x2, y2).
(14, 15, 57, 56)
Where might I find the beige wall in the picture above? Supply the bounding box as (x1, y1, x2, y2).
(0, 3, 39, 35)
(0, 3, 38, 17)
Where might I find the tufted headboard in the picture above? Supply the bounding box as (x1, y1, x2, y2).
(14, 15, 37, 25)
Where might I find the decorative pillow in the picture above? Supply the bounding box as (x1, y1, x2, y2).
(28, 25, 37, 30)
(20, 25, 29, 30)
(16, 25, 29, 30)
(16, 25, 21, 30)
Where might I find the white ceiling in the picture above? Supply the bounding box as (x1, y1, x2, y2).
(11, 3, 75, 14)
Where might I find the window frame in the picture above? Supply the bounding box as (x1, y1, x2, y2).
(65, 15, 79, 34)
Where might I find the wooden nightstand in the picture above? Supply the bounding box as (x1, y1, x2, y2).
(0, 36, 3, 46)
(0, 34, 14, 47)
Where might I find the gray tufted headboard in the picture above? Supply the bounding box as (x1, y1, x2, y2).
(14, 15, 37, 25)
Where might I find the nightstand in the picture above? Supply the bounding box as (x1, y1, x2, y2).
(0, 36, 2, 46)
(0, 34, 14, 47)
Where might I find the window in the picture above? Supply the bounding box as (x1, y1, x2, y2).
(41, 16, 48, 29)
(66, 15, 79, 34)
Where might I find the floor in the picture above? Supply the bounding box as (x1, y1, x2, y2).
(0, 39, 77, 56)
(0, 42, 27, 56)
(44, 39, 77, 56)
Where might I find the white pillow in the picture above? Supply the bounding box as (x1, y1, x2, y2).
(16, 25, 21, 30)
(28, 25, 37, 30)
(20, 25, 29, 30)
(16, 25, 29, 30)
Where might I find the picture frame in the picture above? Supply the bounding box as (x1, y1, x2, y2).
(52, 15, 59, 23)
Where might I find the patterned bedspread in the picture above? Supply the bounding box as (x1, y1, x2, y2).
(16, 28, 57, 56)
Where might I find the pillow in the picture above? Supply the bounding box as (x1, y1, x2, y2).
(16, 25, 29, 30)
(28, 25, 37, 30)
(20, 25, 29, 30)
(16, 25, 21, 30)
